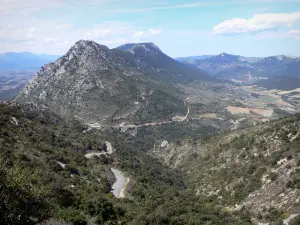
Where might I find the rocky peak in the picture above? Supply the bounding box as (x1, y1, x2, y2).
(272, 55, 300, 62)
(38, 40, 113, 77)
(257, 55, 286, 65)
(72, 40, 109, 52)
(206, 53, 240, 64)
(116, 42, 162, 57)
(67, 40, 110, 60)
(276, 55, 286, 61)
(217, 52, 239, 61)
(134, 42, 161, 52)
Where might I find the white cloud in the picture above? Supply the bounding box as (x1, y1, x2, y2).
(0, 0, 63, 14)
(288, 30, 300, 40)
(110, 2, 211, 13)
(43, 37, 58, 43)
(0, 16, 162, 54)
(26, 27, 39, 37)
(55, 24, 74, 31)
(213, 12, 300, 35)
(101, 39, 130, 45)
(133, 29, 162, 38)
(110, 1, 300, 13)
(86, 28, 112, 39)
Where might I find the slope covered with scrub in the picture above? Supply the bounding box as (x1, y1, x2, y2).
(0, 103, 253, 225)
(153, 114, 300, 224)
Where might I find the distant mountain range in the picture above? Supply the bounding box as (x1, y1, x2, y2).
(175, 55, 213, 62)
(0, 52, 60, 101)
(176, 53, 300, 84)
(0, 52, 60, 71)
(3, 49, 300, 103)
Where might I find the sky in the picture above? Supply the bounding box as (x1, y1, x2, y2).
(1, 0, 300, 57)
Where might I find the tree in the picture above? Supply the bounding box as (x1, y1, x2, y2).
(0, 165, 50, 225)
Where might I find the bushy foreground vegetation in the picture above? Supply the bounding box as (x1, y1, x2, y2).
(161, 113, 300, 224)
(0, 103, 252, 224)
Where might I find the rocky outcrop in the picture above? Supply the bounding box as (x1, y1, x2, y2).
(16, 40, 211, 124)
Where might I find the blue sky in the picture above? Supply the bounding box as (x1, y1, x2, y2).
(1, 0, 300, 57)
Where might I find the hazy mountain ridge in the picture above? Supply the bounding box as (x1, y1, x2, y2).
(0, 52, 60, 71)
(178, 53, 300, 83)
(175, 55, 213, 62)
(0, 52, 59, 101)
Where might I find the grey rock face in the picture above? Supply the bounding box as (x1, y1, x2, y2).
(16, 40, 210, 124)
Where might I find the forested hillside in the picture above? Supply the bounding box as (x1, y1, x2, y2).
(0, 103, 252, 225)
(153, 113, 300, 224)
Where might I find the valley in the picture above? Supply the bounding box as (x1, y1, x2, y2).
(70, 75, 300, 141)
(0, 72, 35, 100)
(175, 81, 300, 132)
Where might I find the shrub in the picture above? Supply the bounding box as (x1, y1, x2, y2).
(268, 172, 278, 181)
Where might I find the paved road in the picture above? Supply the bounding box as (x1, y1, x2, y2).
(105, 141, 113, 154)
(110, 168, 129, 198)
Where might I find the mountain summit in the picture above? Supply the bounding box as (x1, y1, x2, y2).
(116, 42, 214, 82)
(117, 42, 161, 51)
(116, 42, 162, 56)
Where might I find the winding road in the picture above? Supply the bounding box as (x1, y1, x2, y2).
(83, 142, 129, 198)
(172, 99, 190, 122)
(87, 98, 191, 130)
(84, 141, 113, 159)
(110, 168, 129, 198)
